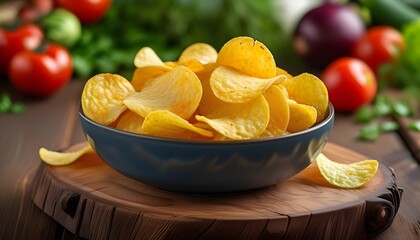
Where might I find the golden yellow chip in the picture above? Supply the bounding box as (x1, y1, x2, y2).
(216, 36, 277, 78)
(195, 95, 270, 140)
(178, 43, 218, 72)
(281, 73, 329, 124)
(131, 66, 171, 91)
(116, 111, 144, 134)
(142, 110, 213, 139)
(134, 47, 172, 69)
(275, 83, 289, 98)
(260, 85, 289, 137)
(39, 145, 93, 166)
(82, 73, 135, 125)
(316, 153, 378, 188)
(287, 100, 317, 133)
(123, 66, 202, 119)
(276, 67, 293, 79)
(164, 61, 177, 68)
(210, 66, 286, 103)
(193, 64, 220, 117)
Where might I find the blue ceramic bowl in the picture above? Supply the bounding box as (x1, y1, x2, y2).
(79, 103, 334, 193)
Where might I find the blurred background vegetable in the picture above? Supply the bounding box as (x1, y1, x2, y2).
(39, 8, 81, 48)
(293, 2, 366, 68)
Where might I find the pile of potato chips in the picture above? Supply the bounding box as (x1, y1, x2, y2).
(73, 36, 379, 189)
(81, 36, 330, 140)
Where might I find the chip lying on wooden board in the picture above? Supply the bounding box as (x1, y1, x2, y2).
(39, 36, 379, 189)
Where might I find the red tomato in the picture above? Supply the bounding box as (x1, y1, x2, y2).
(352, 26, 404, 73)
(9, 43, 73, 97)
(321, 57, 377, 112)
(55, 0, 112, 24)
(0, 24, 43, 76)
(19, 0, 54, 22)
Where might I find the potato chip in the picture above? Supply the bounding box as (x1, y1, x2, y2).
(82, 73, 135, 125)
(316, 153, 378, 188)
(281, 73, 329, 124)
(275, 83, 289, 98)
(178, 43, 218, 72)
(260, 85, 289, 137)
(197, 64, 224, 116)
(134, 47, 172, 69)
(39, 145, 93, 166)
(131, 66, 171, 91)
(142, 110, 213, 139)
(116, 111, 144, 134)
(123, 66, 202, 119)
(287, 100, 317, 133)
(210, 66, 286, 103)
(195, 95, 270, 140)
(276, 67, 293, 79)
(216, 36, 277, 78)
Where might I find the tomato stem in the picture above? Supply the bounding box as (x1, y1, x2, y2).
(1, 19, 22, 30)
(34, 41, 49, 53)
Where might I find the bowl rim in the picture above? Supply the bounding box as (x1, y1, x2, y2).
(79, 102, 334, 145)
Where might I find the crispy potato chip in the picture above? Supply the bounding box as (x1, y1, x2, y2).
(134, 47, 172, 69)
(39, 145, 93, 166)
(275, 83, 289, 98)
(216, 36, 276, 78)
(116, 111, 144, 134)
(164, 61, 177, 68)
(287, 100, 317, 133)
(195, 95, 270, 140)
(210, 66, 286, 103)
(316, 153, 378, 188)
(123, 66, 202, 119)
(281, 73, 329, 124)
(178, 43, 218, 72)
(197, 64, 225, 117)
(260, 85, 289, 137)
(142, 110, 213, 139)
(82, 73, 135, 125)
(131, 66, 171, 91)
(276, 67, 293, 79)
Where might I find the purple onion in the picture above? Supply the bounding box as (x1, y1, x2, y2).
(293, 2, 366, 68)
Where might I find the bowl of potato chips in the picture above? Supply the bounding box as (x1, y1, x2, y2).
(78, 36, 334, 193)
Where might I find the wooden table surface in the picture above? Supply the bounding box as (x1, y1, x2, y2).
(1, 79, 420, 239)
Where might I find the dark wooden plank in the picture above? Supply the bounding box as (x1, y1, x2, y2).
(330, 113, 420, 240)
(395, 116, 420, 163)
(0, 80, 86, 239)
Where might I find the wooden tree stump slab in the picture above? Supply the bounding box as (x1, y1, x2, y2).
(31, 142, 402, 240)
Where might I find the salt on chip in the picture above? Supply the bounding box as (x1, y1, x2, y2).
(123, 66, 202, 120)
(131, 66, 171, 91)
(82, 73, 135, 125)
(178, 43, 218, 72)
(195, 95, 270, 140)
(287, 100, 317, 133)
(116, 111, 144, 134)
(142, 110, 213, 139)
(281, 73, 329, 124)
(134, 47, 172, 69)
(260, 85, 289, 137)
(216, 36, 277, 78)
(316, 153, 378, 188)
(210, 66, 286, 103)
